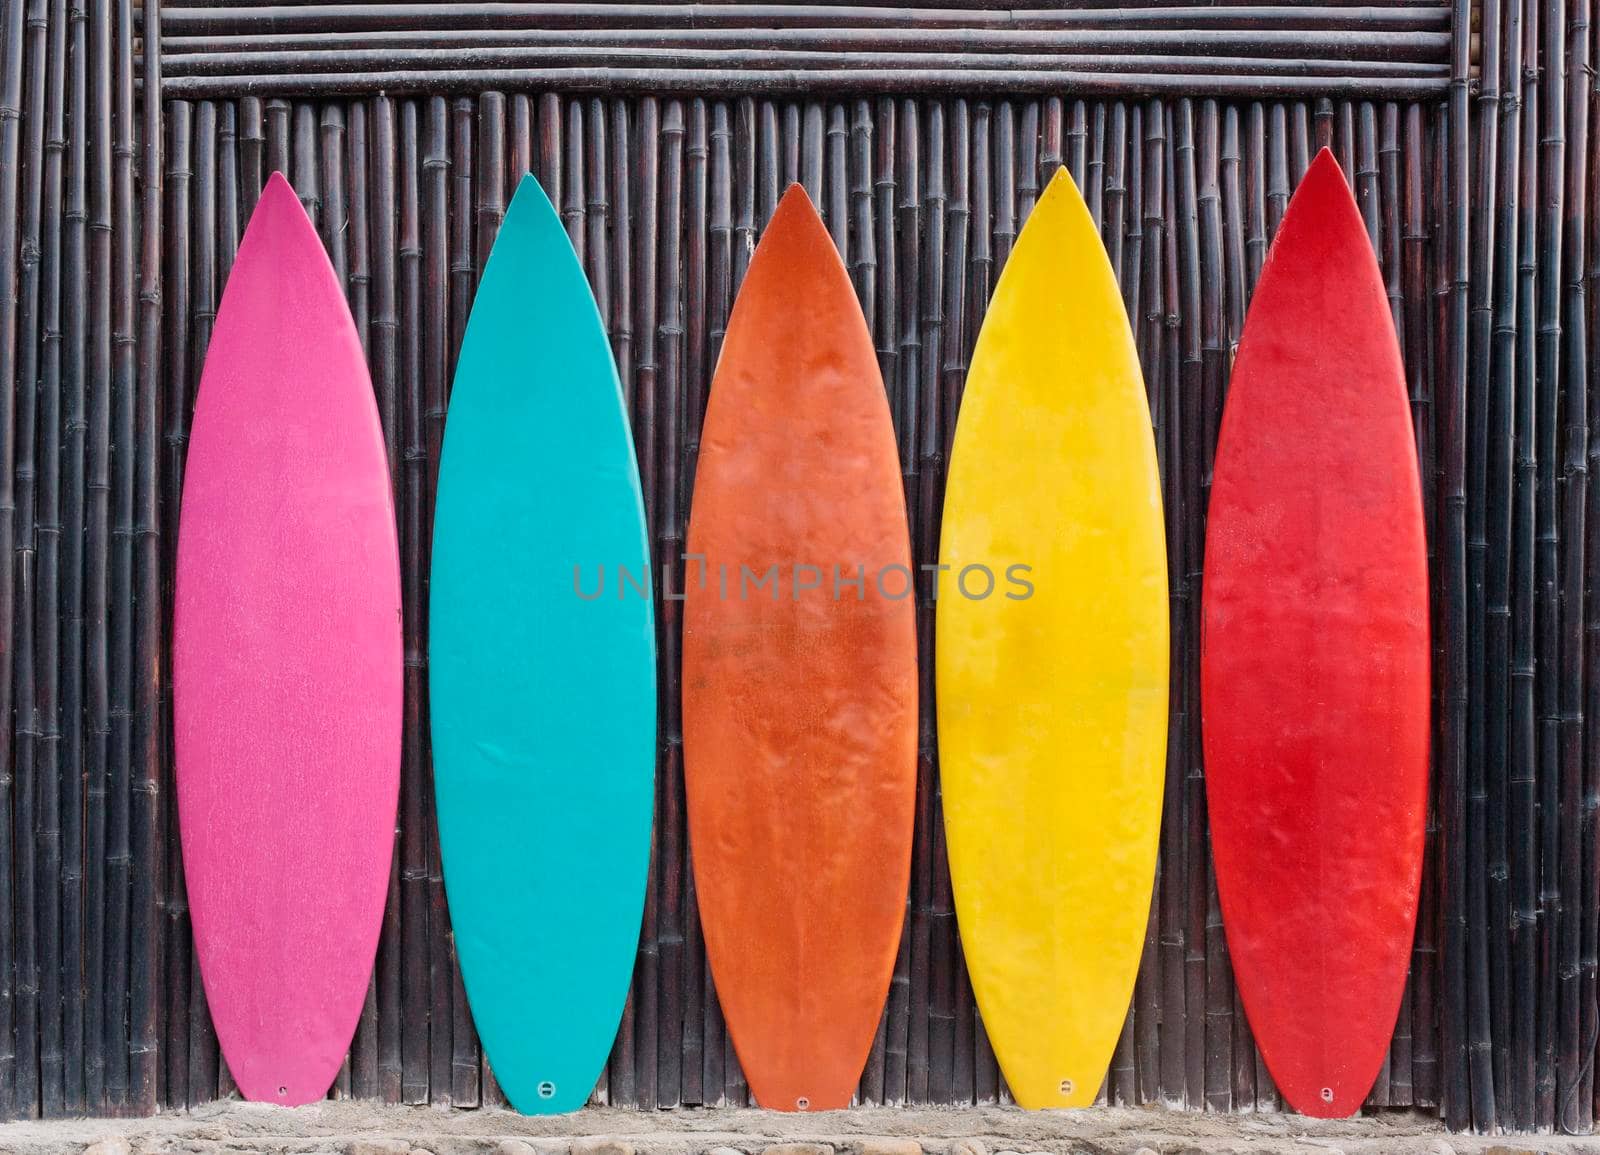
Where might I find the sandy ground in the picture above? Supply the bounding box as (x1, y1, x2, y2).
(0, 1101, 1590, 1155)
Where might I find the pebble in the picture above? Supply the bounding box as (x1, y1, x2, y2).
(761, 1144, 833, 1155)
(571, 1140, 636, 1155)
(82, 1140, 134, 1155)
(850, 1140, 923, 1155)
(495, 1142, 539, 1155)
(946, 1140, 986, 1155)
(348, 1142, 411, 1155)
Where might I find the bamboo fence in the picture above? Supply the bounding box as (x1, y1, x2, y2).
(0, 0, 1594, 1136)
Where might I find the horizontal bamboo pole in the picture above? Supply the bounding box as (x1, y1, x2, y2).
(148, 24, 1452, 60)
(155, 45, 1453, 81)
(156, 67, 1451, 99)
(147, 3, 1453, 34)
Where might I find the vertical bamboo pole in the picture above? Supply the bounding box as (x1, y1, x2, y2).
(625, 93, 658, 1113)
(677, 97, 714, 1111)
(1509, 0, 1540, 1117)
(7, 0, 47, 1122)
(79, 0, 112, 1113)
(0, 0, 32, 1120)
(400, 95, 437, 1109)
(128, 0, 161, 1116)
(1530, 0, 1560, 1128)
(159, 97, 191, 1113)
(1440, 0, 1474, 1128)
(1568, 0, 1598, 1128)
(433, 94, 474, 1110)
(1479, 0, 1522, 1127)
(929, 96, 967, 1113)
(1463, 0, 1504, 1128)
(884, 94, 919, 1111)
(609, 99, 633, 408)
(906, 95, 946, 1111)
(508, 94, 530, 180)
(1202, 100, 1237, 1117)
(1551, 0, 1587, 1128)
(366, 91, 402, 1108)
(993, 101, 1014, 277)
(184, 101, 220, 1108)
(102, 0, 136, 1114)
(1125, 98, 1161, 1111)
(861, 100, 896, 1110)
(651, 96, 685, 1115)
(238, 97, 261, 219)
(536, 92, 559, 209)
(954, 99, 987, 1110)
(46, 0, 85, 1115)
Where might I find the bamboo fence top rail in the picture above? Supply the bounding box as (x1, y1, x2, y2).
(133, 0, 1457, 97)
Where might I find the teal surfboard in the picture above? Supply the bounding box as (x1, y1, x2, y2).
(429, 175, 656, 1115)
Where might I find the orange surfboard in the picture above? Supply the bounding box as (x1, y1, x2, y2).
(683, 185, 917, 1111)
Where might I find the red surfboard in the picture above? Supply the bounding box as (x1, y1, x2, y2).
(1201, 148, 1429, 1118)
(174, 173, 402, 1104)
(683, 185, 917, 1111)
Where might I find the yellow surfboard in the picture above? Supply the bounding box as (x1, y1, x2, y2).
(937, 168, 1168, 1109)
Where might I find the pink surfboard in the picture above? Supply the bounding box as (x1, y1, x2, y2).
(174, 172, 402, 1104)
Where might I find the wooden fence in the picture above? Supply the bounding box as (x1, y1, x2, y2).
(0, 0, 1596, 1136)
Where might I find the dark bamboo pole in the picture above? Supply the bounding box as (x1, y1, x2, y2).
(1017, 100, 1039, 229)
(1551, 0, 1587, 1128)
(536, 91, 559, 208)
(79, 0, 114, 1112)
(509, 92, 530, 180)
(1171, 97, 1207, 1115)
(1162, 98, 1188, 1114)
(184, 100, 220, 1108)
(9, 0, 51, 1122)
(102, 0, 137, 1114)
(1425, 99, 1452, 1117)
(825, 102, 847, 252)
(1122, 97, 1161, 1111)
(1464, 0, 1503, 1130)
(1221, 103, 1260, 1114)
(677, 96, 716, 1111)
(1504, 0, 1537, 1124)
(366, 91, 402, 1109)
(1530, 0, 1560, 1128)
(608, 97, 632, 420)
(884, 93, 918, 1111)
(1194, 97, 1231, 1117)
(394, 90, 425, 1111)
(0, 0, 31, 1120)
(475, 92, 503, 276)
(128, 0, 161, 1116)
(399, 94, 437, 1109)
(992, 101, 1014, 275)
(1481, 0, 1523, 1128)
(956, 96, 987, 1113)
(1142, 93, 1184, 1112)
(625, 92, 658, 1113)
(1440, 0, 1473, 1129)
(215, 113, 240, 1115)
(238, 96, 261, 219)
(908, 94, 947, 1112)
(864, 90, 899, 1106)
(160, 97, 192, 1113)
(1376, 100, 1417, 1112)
(50, 0, 89, 1115)
(929, 96, 967, 1113)
(1565, 0, 1597, 1131)
(652, 95, 686, 1115)
(434, 93, 475, 1110)
(32, 0, 67, 1118)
